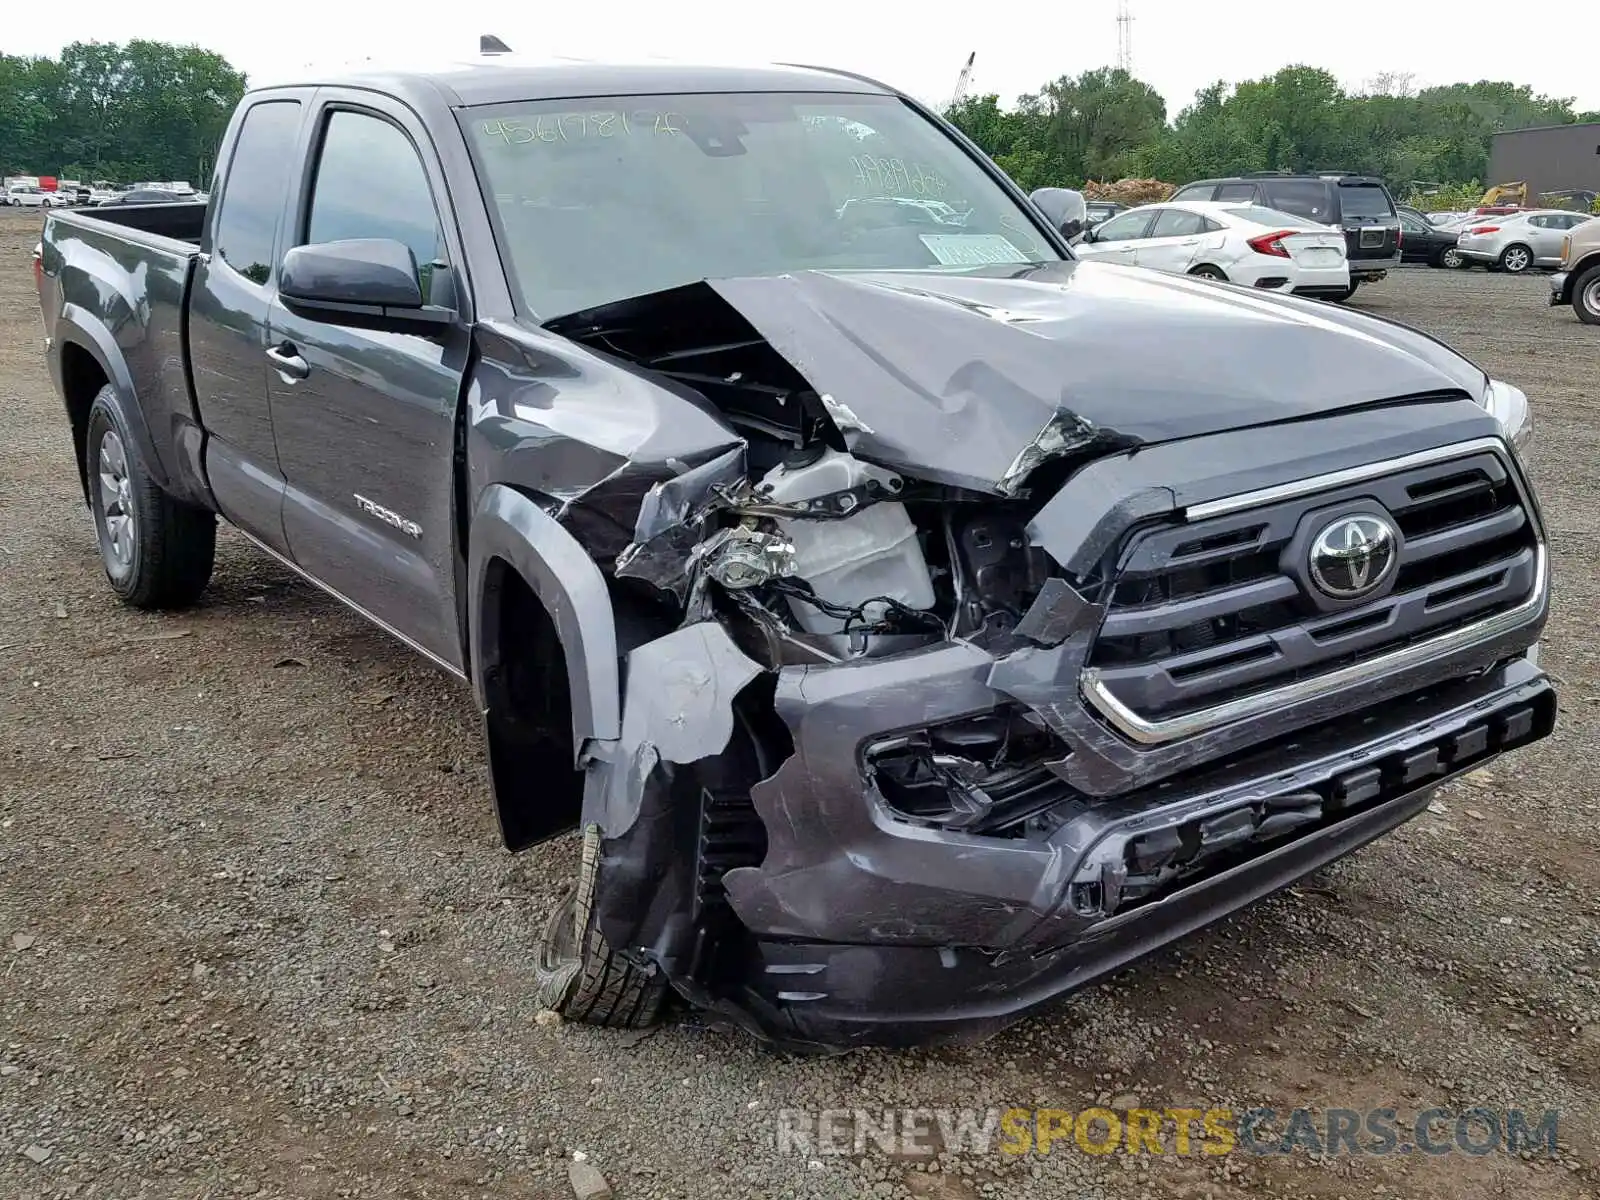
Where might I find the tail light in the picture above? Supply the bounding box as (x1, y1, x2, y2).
(1468, 225, 1500, 236)
(1247, 230, 1295, 258)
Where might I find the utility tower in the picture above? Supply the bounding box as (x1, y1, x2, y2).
(1116, 0, 1134, 73)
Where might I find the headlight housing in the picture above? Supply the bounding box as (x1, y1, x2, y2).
(1483, 378, 1533, 466)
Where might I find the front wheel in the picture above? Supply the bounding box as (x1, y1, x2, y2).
(1498, 244, 1533, 274)
(85, 387, 216, 609)
(1573, 264, 1600, 326)
(533, 879, 669, 1028)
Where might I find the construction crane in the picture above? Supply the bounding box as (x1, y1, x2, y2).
(950, 52, 975, 109)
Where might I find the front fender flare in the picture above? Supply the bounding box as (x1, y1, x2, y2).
(467, 484, 621, 755)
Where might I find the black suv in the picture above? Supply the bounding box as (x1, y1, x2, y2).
(1170, 172, 1402, 296)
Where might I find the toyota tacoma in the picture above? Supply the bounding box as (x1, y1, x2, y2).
(35, 55, 1553, 1051)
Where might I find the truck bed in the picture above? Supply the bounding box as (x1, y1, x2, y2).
(55, 200, 207, 250)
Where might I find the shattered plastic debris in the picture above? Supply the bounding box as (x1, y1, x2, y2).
(817, 392, 874, 435)
(996, 409, 1098, 498)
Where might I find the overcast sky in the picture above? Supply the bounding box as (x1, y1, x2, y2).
(11, 0, 1600, 116)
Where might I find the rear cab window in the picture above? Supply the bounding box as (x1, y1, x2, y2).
(212, 100, 304, 284)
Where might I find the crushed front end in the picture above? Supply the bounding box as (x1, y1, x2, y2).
(547, 280, 1554, 1052)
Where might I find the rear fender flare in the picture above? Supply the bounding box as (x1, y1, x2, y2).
(467, 483, 621, 755)
(52, 307, 167, 500)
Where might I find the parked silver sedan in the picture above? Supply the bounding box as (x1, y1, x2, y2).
(1456, 209, 1597, 273)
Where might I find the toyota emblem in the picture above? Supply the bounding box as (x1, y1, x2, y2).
(1308, 513, 1400, 600)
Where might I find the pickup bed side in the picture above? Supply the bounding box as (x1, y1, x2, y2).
(39, 203, 211, 510)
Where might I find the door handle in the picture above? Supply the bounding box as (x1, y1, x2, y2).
(266, 343, 309, 382)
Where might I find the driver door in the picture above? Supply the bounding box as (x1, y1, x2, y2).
(264, 97, 473, 671)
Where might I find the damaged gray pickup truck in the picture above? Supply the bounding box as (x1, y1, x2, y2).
(37, 57, 1554, 1051)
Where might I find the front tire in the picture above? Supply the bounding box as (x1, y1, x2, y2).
(1573, 264, 1600, 326)
(1498, 244, 1533, 274)
(533, 880, 668, 1028)
(85, 387, 216, 609)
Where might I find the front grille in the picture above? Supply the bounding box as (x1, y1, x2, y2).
(1085, 446, 1539, 725)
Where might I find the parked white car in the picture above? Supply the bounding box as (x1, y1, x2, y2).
(3, 185, 69, 208)
(1072, 201, 1353, 300)
(1455, 209, 1596, 273)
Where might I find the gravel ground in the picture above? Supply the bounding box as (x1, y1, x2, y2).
(2, 206, 1597, 1200)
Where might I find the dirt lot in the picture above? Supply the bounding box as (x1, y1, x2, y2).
(1, 205, 1596, 1200)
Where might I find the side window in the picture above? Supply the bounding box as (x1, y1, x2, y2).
(1526, 215, 1551, 229)
(304, 110, 446, 297)
(1171, 184, 1214, 202)
(1149, 209, 1206, 237)
(1198, 216, 1224, 233)
(1093, 210, 1154, 242)
(214, 100, 304, 285)
(1215, 183, 1256, 202)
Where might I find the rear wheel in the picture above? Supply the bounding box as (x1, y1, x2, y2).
(1498, 244, 1533, 274)
(1438, 246, 1465, 269)
(85, 387, 216, 609)
(1188, 264, 1226, 281)
(1333, 281, 1361, 302)
(1573, 264, 1600, 325)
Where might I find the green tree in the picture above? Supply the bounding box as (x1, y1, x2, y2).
(0, 40, 245, 183)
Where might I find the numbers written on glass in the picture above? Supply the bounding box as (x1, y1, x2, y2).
(850, 154, 949, 198)
(481, 111, 689, 145)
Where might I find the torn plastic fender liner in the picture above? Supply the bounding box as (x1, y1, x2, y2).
(468, 483, 622, 751)
(580, 622, 765, 973)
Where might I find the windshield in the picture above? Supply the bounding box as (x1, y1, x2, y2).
(464, 91, 1063, 317)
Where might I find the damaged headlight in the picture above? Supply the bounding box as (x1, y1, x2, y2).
(1483, 378, 1533, 466)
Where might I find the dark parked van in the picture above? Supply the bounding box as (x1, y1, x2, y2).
(1170, 173, 1402, 296)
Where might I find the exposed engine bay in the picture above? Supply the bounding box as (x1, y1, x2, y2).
(548, 281, 1078, 675)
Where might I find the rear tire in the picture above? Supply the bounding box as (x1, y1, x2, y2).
(533, 880, 668, 1028)
(1333, 281, 1360, 302)
(1573, 263, 1600, 325)
(85, 387, 215, 609)
(1188, 264, 1227, 281)
(1498, 244, 1533, 274)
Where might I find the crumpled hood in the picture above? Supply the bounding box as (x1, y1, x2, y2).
(707, 260, 1489, 494)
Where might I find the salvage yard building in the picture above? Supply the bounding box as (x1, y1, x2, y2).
(1488, 121, 1600, 200)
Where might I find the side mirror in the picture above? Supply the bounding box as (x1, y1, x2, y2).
(1029, 186, 1088, 241)
(1078, 225, 1097, 244)
(279, 238, 452, 333)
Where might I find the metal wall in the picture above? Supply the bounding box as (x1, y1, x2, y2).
(1488, 123, 1600, 198)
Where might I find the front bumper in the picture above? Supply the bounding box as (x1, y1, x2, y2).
(1549, 271, 1570, 305)
(715, 650, 1551, 1048)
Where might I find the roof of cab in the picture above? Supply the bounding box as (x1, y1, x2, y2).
(251, 55, 899, 107)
